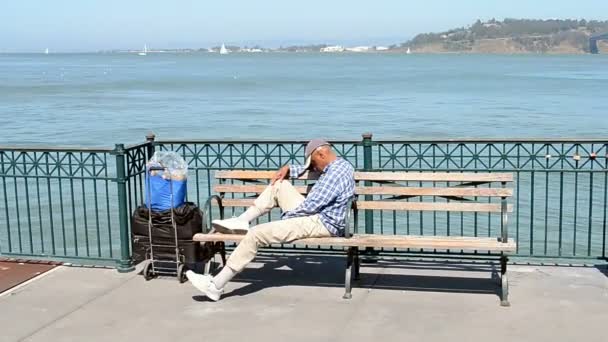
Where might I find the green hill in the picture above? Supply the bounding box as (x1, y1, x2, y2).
(401, 19, 608, 54)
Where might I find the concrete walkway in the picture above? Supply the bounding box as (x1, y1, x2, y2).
(1, 255, 607, 342)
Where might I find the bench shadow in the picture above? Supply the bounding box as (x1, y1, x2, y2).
(192, 255, 502, 302)
(596, 264, 608, 278)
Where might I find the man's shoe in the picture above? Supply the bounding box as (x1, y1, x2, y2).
(185, 271, 224, 301)
(211, 217, 249, 234)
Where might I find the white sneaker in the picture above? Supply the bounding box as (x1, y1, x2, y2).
(211, 217, 249, 234)
(186, 270, 224, 301)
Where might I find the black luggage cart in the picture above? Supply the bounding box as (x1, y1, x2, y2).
(142, 166, 187, 283)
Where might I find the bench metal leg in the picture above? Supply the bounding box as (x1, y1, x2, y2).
(353, 247, 361, 281)
(343, 247, 354, 299)
(203, 259, 212, 275)
(491, 264, 501, 285)
(500, 255, 510, 307)
(203, 242, 218, 275)
(218, 242, 227, 266)
(202, 242, 225, 275)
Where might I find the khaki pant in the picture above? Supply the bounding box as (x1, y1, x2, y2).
(225, 180, 331, 272)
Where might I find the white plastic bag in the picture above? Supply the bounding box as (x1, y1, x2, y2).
(146, 151, 188, 181)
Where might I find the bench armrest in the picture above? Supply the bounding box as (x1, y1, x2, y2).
(202, 195, 224, 233)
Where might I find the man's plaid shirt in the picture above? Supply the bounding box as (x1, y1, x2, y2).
(283, 158, 355, 236)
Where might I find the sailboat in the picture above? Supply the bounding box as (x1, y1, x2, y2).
(44, 48, 49, 54)
(138, 44, 148, 56)
(406, 47, 411, 54)
(219, 43, 229, 55)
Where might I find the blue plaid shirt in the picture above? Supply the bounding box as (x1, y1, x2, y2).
(282, 158, 355, 236)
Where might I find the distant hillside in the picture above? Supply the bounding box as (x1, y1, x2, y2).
(401, 19, 608, 54)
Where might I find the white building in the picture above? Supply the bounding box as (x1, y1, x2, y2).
(320, 45, 345, 52)
(345, 46, 371, 52)
(375, 46, 389, 51)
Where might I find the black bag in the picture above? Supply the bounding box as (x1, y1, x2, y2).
(131, 202, 204, 240)
(132, 234, 204, 265)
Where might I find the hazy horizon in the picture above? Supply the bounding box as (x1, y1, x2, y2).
(1, 0, 607, 53)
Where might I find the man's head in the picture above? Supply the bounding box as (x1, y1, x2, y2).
(303, 139, 337, 171)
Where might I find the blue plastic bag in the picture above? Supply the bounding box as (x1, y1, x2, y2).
(144, 151, 189, 211)
(145, 174, 187, 211)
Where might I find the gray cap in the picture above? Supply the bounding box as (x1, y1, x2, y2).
(303, 139, 330, 169)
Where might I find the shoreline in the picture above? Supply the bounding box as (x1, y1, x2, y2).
(1, 50, 606, 55)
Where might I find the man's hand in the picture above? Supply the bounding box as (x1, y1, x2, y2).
(271, 165, 290, 185)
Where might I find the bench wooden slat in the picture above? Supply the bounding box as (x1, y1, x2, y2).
(215, 170, 317, 180)
(214, 184, 513, 197)
(193, 233, 517, 252)
(354, 172, 513, 182)
(219, 198, 513, 213)
(215, 184, 309, 194)
(215, 170, 514, 183)
(357, 187, 513, 197)
(220, 198, 256, 207)
(356, 201, 514, 213)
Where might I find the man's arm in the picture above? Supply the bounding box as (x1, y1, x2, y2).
(271, 164, 308, 185)
(282, 174, 343, 218)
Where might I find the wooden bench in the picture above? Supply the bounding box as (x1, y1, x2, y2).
(193, 170, 517, 306)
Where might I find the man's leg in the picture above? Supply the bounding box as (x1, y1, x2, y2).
(252, 179, 305, 213)
(226, 215, 329, 273)
(212, 180, 305, 233)
(188, 214, 330, 300)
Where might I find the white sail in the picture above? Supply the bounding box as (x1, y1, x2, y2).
(406, 47, 411, 54)
(138, 44, 147, 56)
(44, 48, 49, 54)
(219, 43, 229, 55)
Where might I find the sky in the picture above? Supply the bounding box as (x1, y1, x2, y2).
(1, 0, 607, 52)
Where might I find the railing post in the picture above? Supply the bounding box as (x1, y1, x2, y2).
(361, 133, 378, 259)
(362, 133, 374, 235)
(501, 181, 508, 243)
(114, 143, 134, 272)
(146, 132, 156, 159)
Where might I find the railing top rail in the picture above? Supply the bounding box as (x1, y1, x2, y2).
(2, 138, 607, 153)
(124, 142, 152, 150)
(154, 138, 608, 144)
(155, 139, 362, 144)
(0, 138, 608, 153)
(0, 145, 114, 153)
(370, 138, 608, 143)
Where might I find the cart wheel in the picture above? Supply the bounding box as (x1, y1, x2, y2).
(177, 264, 187, 283)
(143, 260, 154, 281)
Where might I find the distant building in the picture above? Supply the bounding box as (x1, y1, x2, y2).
(345, 46, 371, 52)
(375, 46, 389, 51)
(320, 45, 345, 52)
(483, 22, 500, 28)
(241, 48, 264, 53)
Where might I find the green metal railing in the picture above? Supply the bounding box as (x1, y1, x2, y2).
(145, 134, 608, 261)
(0, 144, 143, 271)
(370, 137, 607, 260)
(1, 134, 607, 268)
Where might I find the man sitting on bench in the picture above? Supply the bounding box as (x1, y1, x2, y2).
(186, 139, 355, 301)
